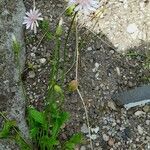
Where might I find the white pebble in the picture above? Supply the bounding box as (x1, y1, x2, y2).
(87, 134, 98, 140)
(103, 134, 109, 141)
(137, 125, 144, 135)
(127, 23, 138, 34)
(39, 58, 46, 64)
(91, 126, 99, 133)
(81, 124, 89, 133)
(30, 53, 35, 57)
(146, 120, 150, 125)
(80, 146, 86, 150)
(87, 47, 92, 51)
(95, 62, 99, 68)
(134, 111, 146, 116)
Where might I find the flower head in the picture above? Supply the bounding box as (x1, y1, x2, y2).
(23, 7, 43, 34)
(68, 0, 99, 15)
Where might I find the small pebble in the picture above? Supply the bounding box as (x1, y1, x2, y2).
(116, 67, 121, 76)
(87, 134, 97, 140)
(127, 23, 138, 34)
(30, 53, 35, 57)
(28, 71, 35, 78)
(143, 105, 149, 113)
(134, 111, 146, 116)
(137, 125, 144, 135)
(146, 120, 150, 125)
(87, 47, 92, 51)
(108, 101, 117, 111)
(95, 142, 99, 146)
(81, 124, 89, 133)
(80, 146, 86, 150)
(91, 126, 99, 133)
(39, 58, 46, 64)
(103, 134, 109, 141)
(108, 138, 115, 146)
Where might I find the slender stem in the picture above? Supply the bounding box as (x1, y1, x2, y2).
(62, 12, 77, 82)
(35, 31, 48, 51)
(77, 90, 93, 150)
(33, 0, 35, 8)
(75, 19, 79, 81)
(55, 36, 61, 79)
(75, 19, 93, 150)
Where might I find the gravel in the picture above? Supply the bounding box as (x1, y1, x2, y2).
(23, 0, 150, 149)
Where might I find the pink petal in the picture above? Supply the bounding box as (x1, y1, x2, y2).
(26, 23, 31, 29)
(31, 22, 34, 30)
(26, 12, 31, 16)
(37, 17, 43, 21)
(35, 21, 39, 27)
(33, 24, 37, 34)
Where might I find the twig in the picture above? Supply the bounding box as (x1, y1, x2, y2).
(33, 0, 35, 8)
(34, 31, 48, 51)
(75, 19, 94, 150)
(77, 89, 93, 150)
(75, 20, 79, 81)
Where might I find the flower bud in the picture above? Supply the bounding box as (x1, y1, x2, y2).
(68, 80, 78, 92)
(56, 17, 63, 36)
(54, 85, 63, 94)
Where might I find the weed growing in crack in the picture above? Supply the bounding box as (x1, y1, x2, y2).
(0, 10, 83, 150)
(0, 0, 106, 149)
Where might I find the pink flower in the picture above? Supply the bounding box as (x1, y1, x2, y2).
(23, 7, 43, 34)
(68, 0, 99, 15)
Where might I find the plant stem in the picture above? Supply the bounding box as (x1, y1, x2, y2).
(75, 19, 94, 150)
(62, 12, 77, 82)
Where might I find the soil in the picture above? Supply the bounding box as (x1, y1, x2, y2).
(23, 0, 150, 149)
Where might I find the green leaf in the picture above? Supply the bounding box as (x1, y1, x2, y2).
(52, 112, 70, 137)
(39, 136, 59, 149)
(29, 127, 39, 139)
(12, 36, 21, 56)
(64, 133, 83, 150)
(28, 108, 45, 125)
(40, 20, 50, 32)
(56, 26, 63, 36)
(64, 143, 75, 149)
(46, 32, 52, 40)
(65, 5, 75, 16)
(54, 85, 63, 94)
(70, 133, 83, 144)
(0, 120, 16, 138)
(15, 134, 31, 150)
(58, 112, 70, 127)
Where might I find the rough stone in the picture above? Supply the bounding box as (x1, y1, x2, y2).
(0, 0, 29, 149)
(143, 105, 150, 113)
(81, 123, 89, 133)
(112, 85, 150, 109)
(78, 0, 150, 52)
(107, 101, 117, 111)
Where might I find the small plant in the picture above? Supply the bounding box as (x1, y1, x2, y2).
(126, 50, 140, 59)
(0, 0, 103, 149)
(126, 49, 150, 70)
(0, 10, 83, 150)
